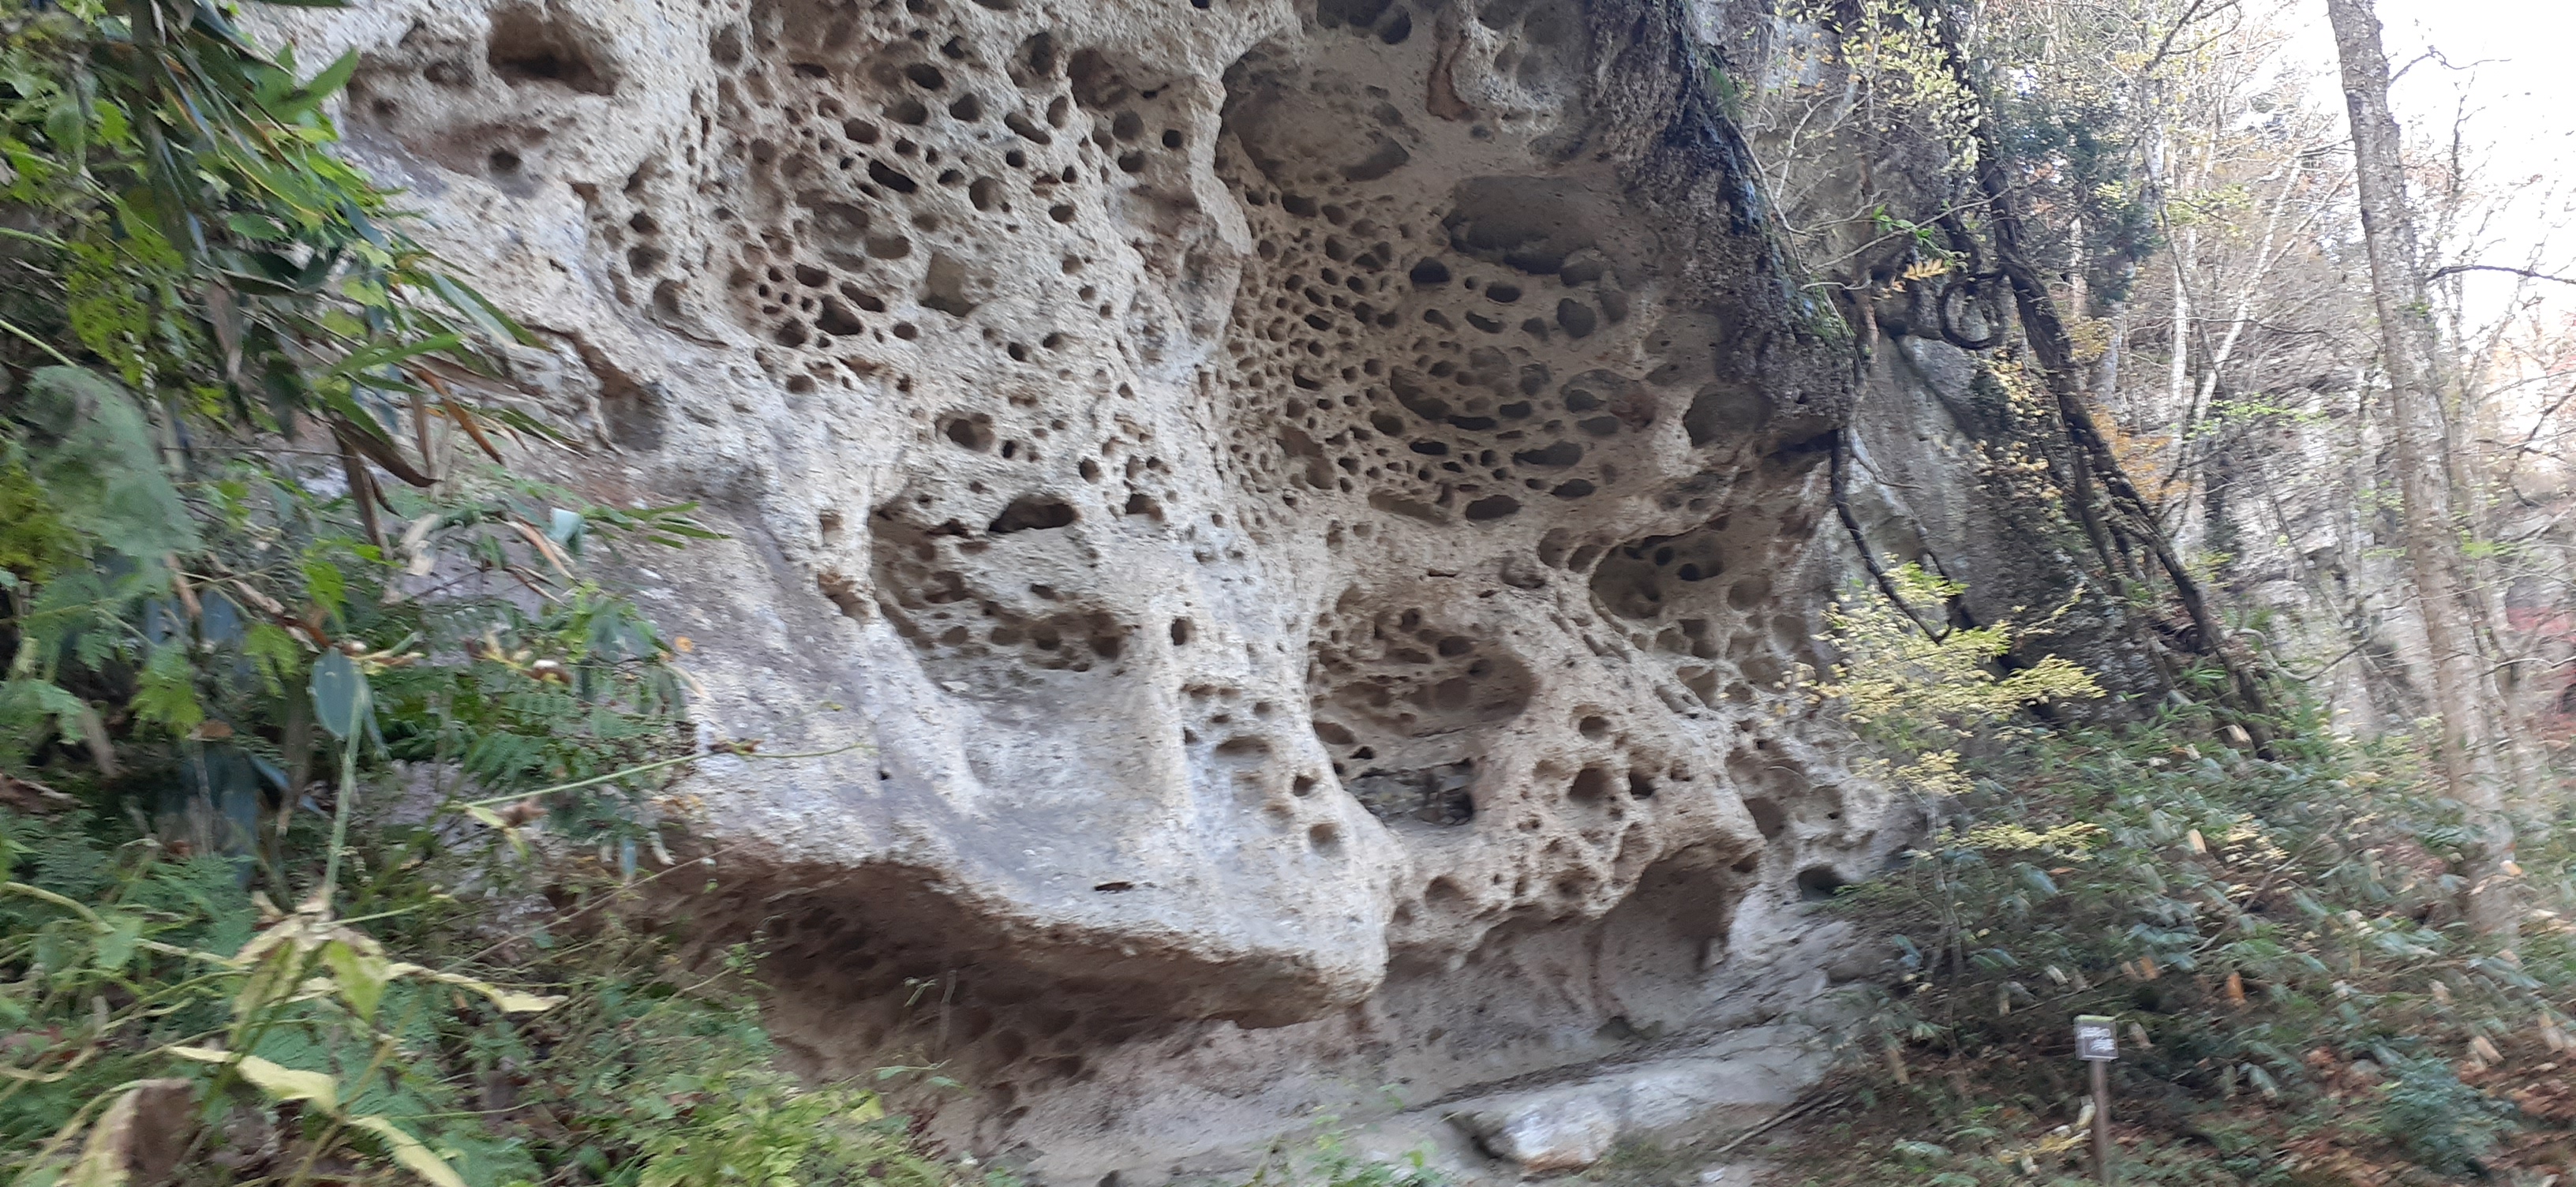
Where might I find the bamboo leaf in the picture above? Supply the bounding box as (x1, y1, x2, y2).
(92, 913, 142, 972)
(309, 650, 369, 740)
(346, 1116, 468, 1187)
(163, 1048, 338, 1113)
(320, 938, 389, 1022)
(275, 51, 361, 119)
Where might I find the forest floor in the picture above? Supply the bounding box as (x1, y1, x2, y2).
(1482, 1021, 2576, 1187)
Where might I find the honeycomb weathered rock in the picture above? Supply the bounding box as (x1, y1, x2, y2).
(260, 0, 1907, 1172)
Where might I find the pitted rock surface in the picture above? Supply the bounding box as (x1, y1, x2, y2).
(257, 0, 1911, 1174)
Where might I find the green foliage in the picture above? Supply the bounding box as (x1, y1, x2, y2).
(0, 0, 729, 852)
(1793, 707, 2574, 1180)
(1809, 564, 2102, 798)
(13, 367, 198, 559)
(1780, 0, 1983, 169)
(0, 451, 80, 583)
(1, 0, 530, 434)
(1784, 566, 2576, 1183)
(0, 818, 986, 1187)
(1239, 1114, 1445, 1187)
(627, 1069, 949, 1187)
(1972, 3, 2164, 313)
(2372, 1055, 2510, 1177)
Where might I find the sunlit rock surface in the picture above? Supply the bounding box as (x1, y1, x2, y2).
(257, 0, 1923, 1175)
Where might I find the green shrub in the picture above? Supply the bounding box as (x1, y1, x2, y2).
(2373, 1056, 2509, 1177)
(1794, 571, 2566, 1184)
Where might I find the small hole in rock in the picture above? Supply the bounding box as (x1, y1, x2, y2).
(867, 160, 920, 193)
(486, 5, 615, 95)
(816, 301, 864, 336)
(989, 495, 1077, 534)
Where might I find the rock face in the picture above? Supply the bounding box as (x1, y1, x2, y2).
(260, 0, 1921, 1175)
(1446, 1022, 1828, 1172)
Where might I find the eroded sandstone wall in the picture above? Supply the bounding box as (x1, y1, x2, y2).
(259, 0, 1912, 1174)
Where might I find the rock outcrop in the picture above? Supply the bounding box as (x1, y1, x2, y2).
(256, 0, 1937, 1176)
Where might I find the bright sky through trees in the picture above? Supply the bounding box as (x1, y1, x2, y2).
(2306, 0, 2576, 321)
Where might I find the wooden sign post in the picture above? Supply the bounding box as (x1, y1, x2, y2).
(2074, 1015, 2117, 1183)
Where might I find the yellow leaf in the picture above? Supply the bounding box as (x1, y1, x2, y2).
(347, 1115, 468, 1187)
(486, 989, 564, 1013)
(2470, 1035, 2502, 1065)
(400, 514, 440, 577)
(230, 923, 295, 967)
(164, 1047, 338, 1113)
(396, 966, 564, 1013)
(2186, 829, 2206, 854)
(69, 1110, 133, 1187)
(229, 938, 320, 1023)
(459, 804, 531, 859)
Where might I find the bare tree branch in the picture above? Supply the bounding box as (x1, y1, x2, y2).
(2424, 263, 2576, 286)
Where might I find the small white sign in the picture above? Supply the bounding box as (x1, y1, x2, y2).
(2074, 1015, 2118, 1062)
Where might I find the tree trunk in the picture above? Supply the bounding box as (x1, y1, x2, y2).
(2323, 0, 2520, 934)
(1927, 1, 2271, 733)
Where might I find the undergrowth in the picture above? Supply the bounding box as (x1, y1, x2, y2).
(1785, 571, 2576, 1185)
